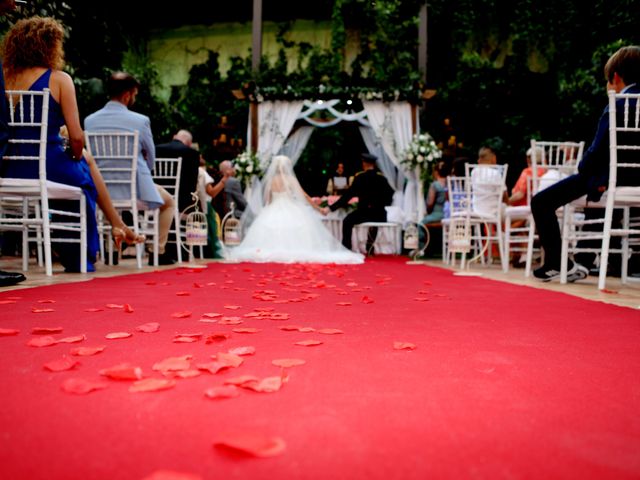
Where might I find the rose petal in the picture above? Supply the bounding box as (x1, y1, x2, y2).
(84, 308, 104, 312)
(61, 378, 108, 395)
(393, 342, 416, 350)
(57, 335, 86, 344)
(27, 336, 57, 347)
(105, 332, 132, 339)
(218, 317, 243, 325)
(317, 328, 344, 335)
(0, 328, 20, 336)
(204, 385, 240, 400)
(227, 346, 256, 356)
(205, 333, 230, 343)
(31, 308, 54, 313)
(173, 336, 199, 343)
(239, 376, 283, 393)
(269, 313, 290, 320)
(123, 304, 134, 313)
(272, 358, 306, 368)
(0, 300, 16, 305)
(99, 364, 144, 380)
(213, 434, 286, 458)
(171, 311, 192, 319)
(279, 325, 303, 331)
(129, 378, 176, 393)
(232, 328, 261, 334)
(171, 369, 202, 379)
(33, 327, 63, 336)
(136, 322, 160, 333)
(215, 352, 244, 368)
(336, 302, 352, 307)
(224, 375, 260, 386)
(43, 356, 79, 372)
(153, 355, 192, 372)
(298, 327, 315, 333)
(71, 346, 106, 356)
(141, 470, 203, 480)
(176, 291, 191, 296)
(294, 340, 323, 347)
(201, 312, 222, 319)
(361, 296, 374, 304)
(105, 304, 123, 309)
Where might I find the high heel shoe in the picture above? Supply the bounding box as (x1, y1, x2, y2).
(112, 226, 146, 254)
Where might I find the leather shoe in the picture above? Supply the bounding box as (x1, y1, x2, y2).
(0, 270, 26, 287)
(148, 251, 176, 266)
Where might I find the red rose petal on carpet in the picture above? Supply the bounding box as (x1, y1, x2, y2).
(224, 375, 259, 386)
(84, 308, 103, 312)
(336, 302, 352, 306)
(213, 434, 286, 458)
(298, 327, 316, 333)
(171, 311, 192, 319)
(294, 340, 323, 347)
(239, 376, 284, 393)
(71, 346, 106, 356)
(317, 328, 344, 335)
(105, 304, 123, 309)
(61, 378, 108, 395)
(141, 469, 203, 480)
(224, 305, 241, 310)
(218, 317, 243, 325)
(393, 341, 417, 350)
(43, 356, 79, 372)
(254, 307, 274, 312)
(33, 327, 64, 335)
(31, 308, 54, 313)
(204, 385, 240, 400)
(205, 333, 230, 343)
(272, 358, 306, 368)
(57, 335, 86, 344)
(232, 327, 261, 334)
(0, 300, 16, 304)
(279, 325, 303, 331)
(171, 369, 202, 379)
(201, 312, 222, 319)
(361, 296, 374, 304)
(129, 378, 176, 393)
(227, 346, 256, 356)
(0, 328, 19, 336)
(176, 291, 191, 296)
(37, 299, 56, 304)
(269, 313, 290, 320)
(27, 336, 57, 347)
(105, 332, 132, 340)
(173, 336, 198, 343)
(215, 352, 244, 368)
(197, 362, 229, 375)
(123, 304, 134, 313)
(152, 355, 192, 372)
(136, 322, 160, 333)
(99, 364, 143, 381)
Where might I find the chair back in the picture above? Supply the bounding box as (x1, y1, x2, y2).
(446, 175, 472, 217)
(529, 140, 585, 194)
(465, 163, 508, 217)
(608, 91, 640, 193)
(85, 131, 139, 208)
(153, 157, 182, 202)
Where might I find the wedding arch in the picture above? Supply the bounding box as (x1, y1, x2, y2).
(246, 99, 425, 221)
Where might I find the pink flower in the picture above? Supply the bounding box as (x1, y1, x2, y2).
(348, 197, 359, 205)
(327, 195, 340, 205)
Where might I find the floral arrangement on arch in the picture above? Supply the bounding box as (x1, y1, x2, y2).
(311, 195, 359, 211)
(401, 133, 443, 184)
(233, 150, 262, 187)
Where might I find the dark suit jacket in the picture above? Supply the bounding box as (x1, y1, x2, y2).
(577, 84, 640, 200)
(224, 177, 247, 216)
(330, 169, 394, 215)
(155, 139, 200, 212)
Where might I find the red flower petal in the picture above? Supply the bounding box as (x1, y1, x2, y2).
(197, 362, 228, 375)
(361, 296, 374, 304)
(176, 291, 190, 296)
(294, 340, 323, 347)
(37, 299, 56, 304)
(141, 470, 203, 480)
(173, 336, 198, 343)
(43, 356, 79, 372)
(232, 327, 261, 334)
(171, 369, 202, 379)
(393, 342, 417, 350)
(61, 378, 108, 395)
(224, 305, 241, 310)
(129, 378, 176, 393)
(105, 332, 132, 340)
(239, 376, 284, 393)
(204, 385, 240, 400)
(171, 311, 192, 319)
(0, 300, 16, 305)
(215, 352, 244, 368)
(336, 302, 352, 307)
(57, 335, 86, 344)
(105, 304, 123, 309)
(218, 317, 243, 325)
(100, 364, 144, 380)
(153, 355, 192, 372)
(201, 312, 222, 319)
(31, 326, 63, 335)
(205, 333, 230, 343)
(272, 358, 306, 368)
(0, 328, 20, 336)
(27, 336, 57, 347)
(269, 313, 290, 320)
(123, 304, 134, 313)
(213, 434, 286, 458)
(227, 346, 256, 356)
(84, 308, 103, 312)
(136, 322, 160, 333)
(31, 308, 54, 313)
(71, 346, 106, 356)
(224, 375, 260, 386)
(298, 327, 315, 333)
(279, 325, 303, 331)
(317, 328, 344, 335)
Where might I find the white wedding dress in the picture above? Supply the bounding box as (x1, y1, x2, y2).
(227, 156, 363, 264)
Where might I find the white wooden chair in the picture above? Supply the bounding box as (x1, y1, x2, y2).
(563, 91, 640, 289)
(519, 140, 585, 276)
(152, 157, 183, 263)
(84, 131, 157, 268)
(353, 221, 402, 255)
(0, 89, 87, 275)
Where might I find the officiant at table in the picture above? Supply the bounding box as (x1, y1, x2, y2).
(326, 162, 352, 196)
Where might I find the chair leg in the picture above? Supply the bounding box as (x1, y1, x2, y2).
(621, 207, 630, 284)
(174, 209, 183, 264)
(560, 206, 570, 284)
(598, 201, 616, 291)
(80, 196, 87, 274)
(503, 217, 511, 273)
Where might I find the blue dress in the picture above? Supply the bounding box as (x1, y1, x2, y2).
(0, 70, 99, 272)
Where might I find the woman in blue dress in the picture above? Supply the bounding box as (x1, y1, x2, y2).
(1, 17, 100, 272)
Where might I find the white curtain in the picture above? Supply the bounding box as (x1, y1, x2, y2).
(278, 126, 314, 167)
(359, 126, 405, 194)
(250, 100, 304, 168)
(363, 101, 422, 221)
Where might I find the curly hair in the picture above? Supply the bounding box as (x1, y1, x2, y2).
(1, 16, 65, 77)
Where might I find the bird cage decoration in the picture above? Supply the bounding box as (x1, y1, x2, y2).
(448, 216, 472, 254)
(403, 222, 419, 250)
(185, 210, 208, 246)
(223, 216, 242, 246)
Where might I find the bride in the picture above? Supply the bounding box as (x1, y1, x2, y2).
(227, 155, 364, 264)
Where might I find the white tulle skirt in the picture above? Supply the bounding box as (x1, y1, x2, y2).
(227, 193, 364, 264)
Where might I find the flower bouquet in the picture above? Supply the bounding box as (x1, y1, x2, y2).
(233, 150, 262, 187)
(401, 133, 443, 184)
(311, 196, 359, 211)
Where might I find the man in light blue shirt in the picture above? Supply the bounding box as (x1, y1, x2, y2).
(85, 72, 175, 265)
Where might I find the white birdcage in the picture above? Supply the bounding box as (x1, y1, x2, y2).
(222, 215, 242, 246)
(185, 211, 208, 246)
(403, 223, 419, 250)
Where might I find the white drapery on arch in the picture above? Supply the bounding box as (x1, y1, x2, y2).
(363, 101, 422, 220)
(359, 126, 405, 205)
(278, 126, 314, 167)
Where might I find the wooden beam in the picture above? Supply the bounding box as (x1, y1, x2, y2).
(252, 0, 262, 73)
(418, 3, 427, 84)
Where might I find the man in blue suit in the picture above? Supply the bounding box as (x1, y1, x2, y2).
(531, 46, 640, 282)
(84, 72, 176, 265)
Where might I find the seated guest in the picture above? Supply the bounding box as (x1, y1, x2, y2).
(508, 147, 546, 207)
(422, 161, 450, 224)
(219, 160, 247, 218)
(84, 71, 175, 265)
(471, 146, 507, 216)
(197, 157, 229, 258)
(155, 129, 200, 213)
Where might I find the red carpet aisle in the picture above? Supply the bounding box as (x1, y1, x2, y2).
(0, 257, 639, 480)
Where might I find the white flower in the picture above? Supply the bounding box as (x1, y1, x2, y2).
(246, 164, 253, 173)
(419, 146, 426, 153)
(417, 155, 424, 163)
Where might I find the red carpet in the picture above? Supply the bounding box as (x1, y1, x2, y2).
(1, 257, 639, 480)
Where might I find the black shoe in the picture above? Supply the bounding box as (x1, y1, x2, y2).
(0, 270, 26, 287)
(103, 251, 119, 266)
(148, 251, 176, 266)
(533, 262, 588, 283)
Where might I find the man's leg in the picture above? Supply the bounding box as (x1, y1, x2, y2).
(342, 210, 367, 250)
(531, 174, 589, 279)
(156, 184, 175, 256)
